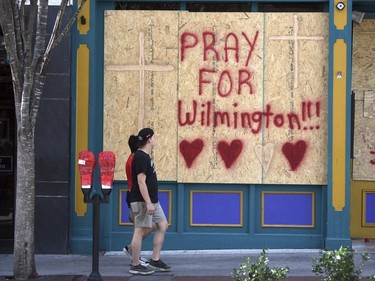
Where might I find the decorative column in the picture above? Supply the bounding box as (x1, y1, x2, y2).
(75, 0, 91, 216)
(326, 0, 353, 249)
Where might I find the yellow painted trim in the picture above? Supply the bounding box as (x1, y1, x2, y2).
(350, 175, 375, 238)
(190, 190, 243, 227)
(332, 39, 347, 211)
(75, 44, 90, 216)
(261, 192, 315, 228)
(334, 0, 347, 30)
(77, 0, 90, 35)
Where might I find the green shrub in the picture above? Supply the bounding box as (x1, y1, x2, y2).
(232, 249, 289, 281)
(312, 246, 375, 281)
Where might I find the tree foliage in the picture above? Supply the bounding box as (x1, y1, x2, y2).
(312, 246, 375, 281)
(0, 0, 86, 279)
(232, 249, 289, 281)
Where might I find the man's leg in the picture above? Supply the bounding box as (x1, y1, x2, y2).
(125, 220, 155, 259)
(130, 227, 144, 265)
(151, 220, 168, 261)
(143, 223, 156, 239)
(148, 220, 171, 271)
(129, 226, 154, 275)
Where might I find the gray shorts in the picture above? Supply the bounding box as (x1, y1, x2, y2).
(130, 201, 166, 228)
(128, 208, 134, 224)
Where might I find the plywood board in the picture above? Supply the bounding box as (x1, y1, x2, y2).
(103, 11, 329, 184)
(262, 13, 329, 184)
(352, 20, 375, 181)
(104, 11, 178, 181)
(177, 12, 264, 183)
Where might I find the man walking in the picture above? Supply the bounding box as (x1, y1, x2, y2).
(128, 128, 171, 275)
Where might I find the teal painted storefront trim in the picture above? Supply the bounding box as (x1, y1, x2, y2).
(93, 1, 117, 253)
(69, 0, 372, 253)
(101, 182, 326, 251)
(325, 0, 352, 250)
(69, 0, 94, 254)
(70, 0, 115, 254)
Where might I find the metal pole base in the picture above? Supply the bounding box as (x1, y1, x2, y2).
(88, 271, 103, 281)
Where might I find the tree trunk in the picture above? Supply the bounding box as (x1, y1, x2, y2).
(13, 130, 37, 280)
(0, 0, 87, 279)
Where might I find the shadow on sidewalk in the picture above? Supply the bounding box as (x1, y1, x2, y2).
(1, 275, 322, 281)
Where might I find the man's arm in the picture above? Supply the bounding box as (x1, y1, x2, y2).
(138, 173, 155, 213)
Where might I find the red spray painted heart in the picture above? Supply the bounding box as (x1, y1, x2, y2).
(281, 140, 307, 171)
(217, 139, 243, 169)
(179, 139, 204, 168)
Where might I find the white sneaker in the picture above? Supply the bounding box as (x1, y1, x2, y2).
(139, 256, 149, 266)
(123, 245, 149, 266)
(123, 245, 132, 259)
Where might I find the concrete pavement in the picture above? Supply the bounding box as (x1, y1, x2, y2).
(1, 240, 375, 280)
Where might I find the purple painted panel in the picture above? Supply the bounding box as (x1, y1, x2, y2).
(365, 193, 375, 224)
(263, 193, 313, 226)
(192, 192, 241, 225)
(120, 190, 130, 224)
(159, 191, 170, 222)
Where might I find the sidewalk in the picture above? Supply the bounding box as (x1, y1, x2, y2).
(1, 240, 374, 280)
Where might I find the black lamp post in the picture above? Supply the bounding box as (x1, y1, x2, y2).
(85, 192, 110, 281)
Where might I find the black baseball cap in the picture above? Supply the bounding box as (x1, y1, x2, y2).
(138, 128, 154, 141)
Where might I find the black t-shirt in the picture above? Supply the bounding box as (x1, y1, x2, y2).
(130, 150, 159, 203)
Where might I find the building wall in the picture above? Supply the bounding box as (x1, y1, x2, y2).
(26, 0, 375, 256)
(68, 0, 375, 254)
(5, 0, 374, 255)
(35, 6, 72, 254)
(70, 1, 346, 254)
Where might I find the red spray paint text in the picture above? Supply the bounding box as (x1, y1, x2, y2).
(178, 100, 321, 133)
(180, 31, 259, 66)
